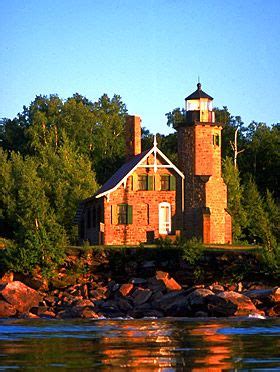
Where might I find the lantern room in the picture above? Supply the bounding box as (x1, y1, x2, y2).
(184, 83, 215, 123)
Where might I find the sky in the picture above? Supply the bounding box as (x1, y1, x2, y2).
(1, 0, 280, 134)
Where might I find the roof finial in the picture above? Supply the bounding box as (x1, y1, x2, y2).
(153, 134, 157, 148)
(197, 76, 201, 90)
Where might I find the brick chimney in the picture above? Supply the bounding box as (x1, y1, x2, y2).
(125, 115, 142, 161)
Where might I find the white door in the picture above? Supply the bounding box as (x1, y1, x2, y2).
(159, 202, 171, 235)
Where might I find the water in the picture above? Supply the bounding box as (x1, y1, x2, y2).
(0, 317, 279, 370)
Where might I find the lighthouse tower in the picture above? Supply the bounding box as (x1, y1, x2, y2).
(177, 83, 232, 244)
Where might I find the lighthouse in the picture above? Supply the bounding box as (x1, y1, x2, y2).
(177, 83, 232, 244)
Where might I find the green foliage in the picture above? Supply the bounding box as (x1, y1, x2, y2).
(242, 177, 276, 248)
(243, 122, 280, 198)
(178, 237, 204, 265)
(222, 157, 247, 241)
(260, 243, 280, 279)
(156, 236, 204, 265)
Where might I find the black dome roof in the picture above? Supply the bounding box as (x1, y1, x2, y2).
(185, 83, 213, 101)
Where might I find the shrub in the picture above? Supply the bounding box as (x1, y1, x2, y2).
(178, 237, 204, 265)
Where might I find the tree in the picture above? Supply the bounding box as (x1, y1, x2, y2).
(222, 157, 247, 241)
(0, 151, 67, 273)
(37, 136, 99, 238)
(91, 94, 127, 183)
(242, 177, 276, 248)
(243, 122, 280, 198)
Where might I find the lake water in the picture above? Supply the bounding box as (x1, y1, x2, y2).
(0, 317, 279, 370)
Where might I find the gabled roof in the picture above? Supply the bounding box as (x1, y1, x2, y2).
(94, 141, 184, 199)
(95, 149, 150, 198)
(73, 141, 184, 224)
(185, 83, 213, 101)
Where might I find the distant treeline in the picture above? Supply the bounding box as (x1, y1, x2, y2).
(0, 94, 279, 276)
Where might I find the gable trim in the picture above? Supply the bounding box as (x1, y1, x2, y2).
(96, 145, 184, 199)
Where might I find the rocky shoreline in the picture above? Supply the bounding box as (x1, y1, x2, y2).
(0, 270, 279, 319)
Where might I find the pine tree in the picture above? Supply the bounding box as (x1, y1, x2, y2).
(222, 157, 247, 242)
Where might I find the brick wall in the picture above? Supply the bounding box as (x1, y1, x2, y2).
(177, 123, 232, 244)
(82, 153, 182, 245)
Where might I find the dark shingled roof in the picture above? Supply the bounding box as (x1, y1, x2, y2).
(95, 149, 150, 198)
(185, 83, 213, 101)
(73, 150, 150, 224)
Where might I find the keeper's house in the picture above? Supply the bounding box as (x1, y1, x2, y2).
(74, 84, 232, 245)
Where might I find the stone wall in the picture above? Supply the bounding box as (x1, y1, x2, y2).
(177, 124, 232, 244)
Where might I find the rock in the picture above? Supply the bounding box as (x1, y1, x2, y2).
(44, 294, 56, 306)
(99, 308, 125, 318)
(36, 306, 56, 318)
(107, 281, 120, 293)
(74, 299, 94, 307)
(150, 290, 164, 302)
(74, 307, 99, 319)
(243, 287, 280, 303)
(147, 278, 166, 293)
(81, 284, 89, 299)
(0, 281, 42, 314)
(0, 300, 17, 317)
(116, 297, 133, 312)
(141, 261, 156, 269)
(186, 288, 214, 310)
(133, 288, 152, 305)
(194, 311, 208, 317)
(208, 291, 260, 317)
(129, 278, 147, 285)
(155, 271, 182, 291)
(0, 272, 14, 283)
(119, 283, 134, 297)
(209, 284, 224, 293)
(266, 304, 280, 317)
(153, 290, 191, 316)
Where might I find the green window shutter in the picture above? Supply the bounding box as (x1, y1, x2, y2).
(170, 175, 176, 191)
(127, 205, 133, 224)
(147, 175, 154, 190)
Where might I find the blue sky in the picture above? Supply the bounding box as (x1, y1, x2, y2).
(1, 0, 280, 134)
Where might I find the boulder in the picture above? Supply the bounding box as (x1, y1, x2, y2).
(208, 291, 261, 317)
(266, 304, 280, 317)
(153, 290, 190, 316)
(116, 297, 133, 312)
(243, 287, 280, 304)
(186, 288, 214, 311)
(0, 300, 17, 317)
(147, 278, 166, 293)
(155, 271, 182, 291)
(0, 281, 42, 314)
(119, 283, 134, 297)
(0, 272, 14, 283)
(209, 284, 224, 293)
(133, 288, 153, 305)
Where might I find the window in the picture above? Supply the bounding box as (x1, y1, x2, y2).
(161, 175, 170, 191)
(138, 175, 154, 190)
(138, 175, 148, 190)
(117, 204, 133, 225)
(160, 175, 176, 191)
(213, 133, 220, 146)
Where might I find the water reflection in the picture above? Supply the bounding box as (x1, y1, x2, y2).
(0, 318, 279, 370)
(189, 323, 232, 370)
